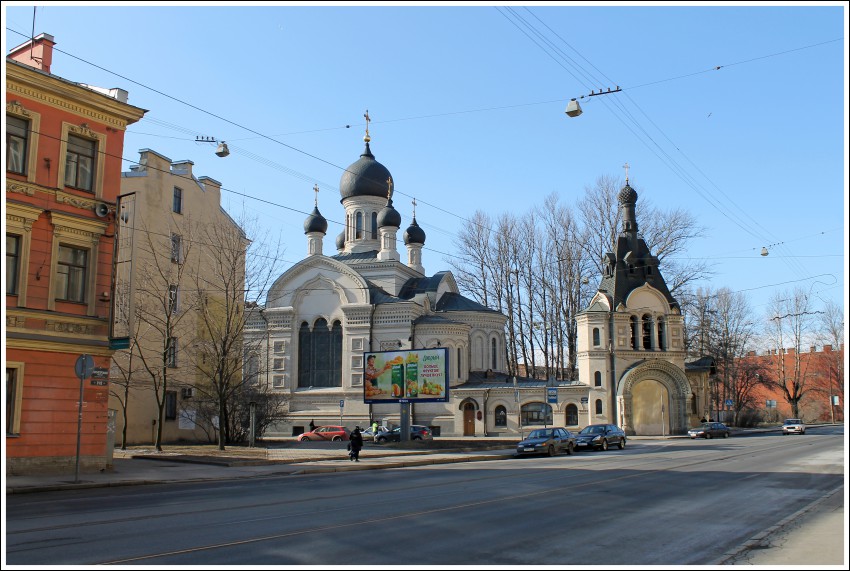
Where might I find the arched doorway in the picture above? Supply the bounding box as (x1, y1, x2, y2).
(631, 379, 669, 435)
(463, 402, 476, 435)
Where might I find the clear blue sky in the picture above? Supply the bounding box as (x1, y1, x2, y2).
(4, 2, 847, 323)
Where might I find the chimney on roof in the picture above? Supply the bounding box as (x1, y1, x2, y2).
(8, 33, 55, 73)
(810, 346, 817, 353)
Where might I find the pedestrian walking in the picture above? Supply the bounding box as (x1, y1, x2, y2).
(348, 426, 364, 462)
(309, 419, 316, 432)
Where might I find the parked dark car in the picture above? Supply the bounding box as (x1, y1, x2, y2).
(575, 424, 627, 451)
(688, 422, 730, 439)
(375, 425, 433, 443)
(515, 427, 576, 457)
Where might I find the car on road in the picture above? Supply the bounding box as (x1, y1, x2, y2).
(375, 425, 433, 443)
(575, 424, 627, 451)
(687, 422, 731, 439)
(515, 427, 576, 457)
(361, 425, 389, 442)
(782, 418, 806, 435)
(297, 425, 351, 442)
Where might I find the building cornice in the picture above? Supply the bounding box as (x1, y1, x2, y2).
(6, 61, 146, 128)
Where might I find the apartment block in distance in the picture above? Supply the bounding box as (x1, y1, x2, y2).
(112, 149, 245, 445)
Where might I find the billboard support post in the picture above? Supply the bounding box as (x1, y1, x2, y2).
(400, 401, 410, 442)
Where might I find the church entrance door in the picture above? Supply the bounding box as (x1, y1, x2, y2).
(631, 379, 670, 435)
(463, 403, 475, 436)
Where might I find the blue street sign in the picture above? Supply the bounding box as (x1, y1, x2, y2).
(339, 400, 344, 408)
(74, 354, 95, 381)
(725, 399, 734, 407)
(547, 387, 558, 404)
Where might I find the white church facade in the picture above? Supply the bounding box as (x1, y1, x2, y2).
(247, 129, 714, 438)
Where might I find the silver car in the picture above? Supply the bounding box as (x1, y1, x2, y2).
(782, 418, 806, 435)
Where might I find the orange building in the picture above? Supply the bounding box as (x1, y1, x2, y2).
(5, 34, 146, 475)
(741, 344, 844, 424)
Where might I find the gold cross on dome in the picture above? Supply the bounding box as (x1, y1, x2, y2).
(412, 197, 417, 218)
(313, 183, 319, 206)
(623, 162, 630, 183)
(364, 109, 371, 140)
(386, 177, 393, 199)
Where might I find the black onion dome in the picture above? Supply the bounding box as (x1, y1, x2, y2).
(339, 142, 394, 201)
(303, 206, 328, 234)
(377, 198, 401, 228)
(618, 182, 638, 205)
(403, 216, 426, 245)
(335, 230, 345, 250)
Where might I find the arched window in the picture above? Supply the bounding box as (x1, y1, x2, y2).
(521, 403, 552, 426)
(298, 318, 343, 388)
(592, 327, 601, 346)
(657, 319, 665, 351)
(595, 399, 603, 415)
(565, 404, 578, 426)
(491, 338, 497, 370)
(355, 212, 363, 239)
(495, 405, 507, 427)
(371, 212, 377, 239)
(631, 316, 640, 349)
(642, 314, 652, 349)
(457, 347, 462, 380)
(346, 214, 350, 239)
(594, 371, 602, 387)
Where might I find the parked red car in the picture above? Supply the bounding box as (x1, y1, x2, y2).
(297, 425, 351, 442)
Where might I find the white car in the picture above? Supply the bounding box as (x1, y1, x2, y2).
(782, 418, 806, 435)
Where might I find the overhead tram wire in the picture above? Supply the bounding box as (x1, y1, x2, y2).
(502, 7, 770, 245)
(9, 27, 833, 283)
(502, 9, 820, 279)
(31, 121, 842, 301)
(521, 7, 834, 278)
(6, 27, 507, 251)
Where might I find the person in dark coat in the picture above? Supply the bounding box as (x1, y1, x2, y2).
(348, 427, 364, 462)
(309, 419, 316, 432)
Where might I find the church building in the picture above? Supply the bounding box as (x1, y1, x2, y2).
(248, 124, 712, 438)
(575, 173, 713, 435)
(247, 123, 508, 437)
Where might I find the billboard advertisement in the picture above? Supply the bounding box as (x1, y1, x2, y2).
(363, 348, 449, 403)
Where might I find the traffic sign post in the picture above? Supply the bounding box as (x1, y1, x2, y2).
(73, 354, 95, 483)
(339, 399, 344, 426)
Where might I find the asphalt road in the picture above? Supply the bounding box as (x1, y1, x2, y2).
(4, 428, 844, 566)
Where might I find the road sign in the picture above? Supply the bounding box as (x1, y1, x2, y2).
(547, 387, 558, 404)
(725, 399, 734, 407)
(580, 397, 588, 404)
(74, 354, 95, 381)
(339, 399, 344, 408)
(92, 367, 109, 379)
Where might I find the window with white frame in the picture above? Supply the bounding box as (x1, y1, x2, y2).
(55, 244, 88, 302)
(168, 284, 179, 314)
(64, 134, 96, 191)
(167, 337, 178, 367)
(173, 186, 183, 214)
(6, 364, 24, 435)
(170, 233, 182, 263)
(6, 115, 28, 175)
(6, 234, 21, 295)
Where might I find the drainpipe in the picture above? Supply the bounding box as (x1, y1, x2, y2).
(483, 388, 490, 436)
(608, 307, 617, 426)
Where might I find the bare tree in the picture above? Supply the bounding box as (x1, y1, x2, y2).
(815, 298, 845, 422)
(189, 215, 287, 449)
(578, 175, 711, 300)
(762, 288, 821, 419)
(130, 219, 196, 451)
(709, 288, 760, 425)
